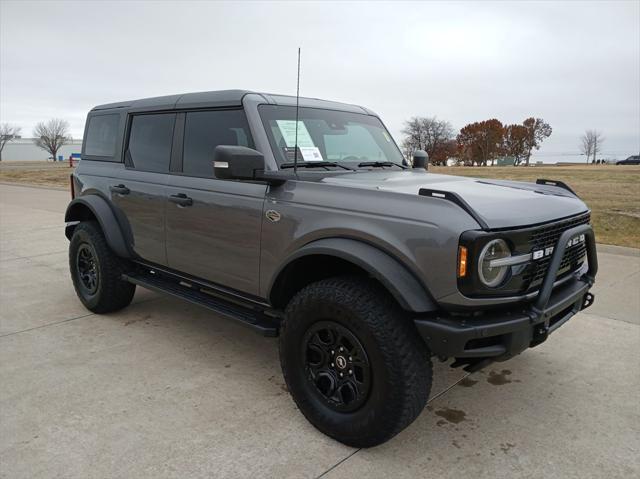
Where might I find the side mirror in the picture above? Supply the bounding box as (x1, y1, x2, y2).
(214, 146, 266, 181)
(412, 150, 428, 169)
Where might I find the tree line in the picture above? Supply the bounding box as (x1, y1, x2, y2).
(402, 116, 552, 166)
(1, 117, 608, 166)
(0, 119, 71, 162)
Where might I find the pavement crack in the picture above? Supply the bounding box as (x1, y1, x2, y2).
(428, 372, 472, 403)
(0, 312, 95, 338)
(0, 297, 162, 339)
(314, 371, 472, 478)
(315, 448, 361, 479)
(595, 269, 639, 292)
(580, 310, 639, 326)
(0, 250, 67, 263)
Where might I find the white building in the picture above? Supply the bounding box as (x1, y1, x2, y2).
(1, 138, 83, 161)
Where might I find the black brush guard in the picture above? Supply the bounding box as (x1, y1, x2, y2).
(414, 224, 598, 368)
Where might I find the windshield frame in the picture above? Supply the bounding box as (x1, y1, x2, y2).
(258, 104, 406, 170)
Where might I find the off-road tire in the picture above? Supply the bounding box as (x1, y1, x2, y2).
(69, 221, 135, 314)
(279, 276, 432, 447)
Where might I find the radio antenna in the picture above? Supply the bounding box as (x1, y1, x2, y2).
(293, 47, 301, 175)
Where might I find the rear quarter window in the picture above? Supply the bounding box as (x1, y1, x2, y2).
(84, 114, 120, 158)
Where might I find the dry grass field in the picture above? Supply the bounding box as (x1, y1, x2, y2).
(1, 162, 637, 247)
(433, 165, 639, 248)
(0, 162, 73, 188)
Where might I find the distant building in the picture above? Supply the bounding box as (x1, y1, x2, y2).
(496, 156, 515, 166)
(1, 138, 83, 161)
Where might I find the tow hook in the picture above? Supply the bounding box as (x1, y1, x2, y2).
(531, 324, 549, 348)
(582, 292, 595, 310)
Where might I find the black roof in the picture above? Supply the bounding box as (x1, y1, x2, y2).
(92, 90, 375, 115)
(92, 89, 251, 111)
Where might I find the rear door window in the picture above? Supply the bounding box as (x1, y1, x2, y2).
(182, 110, 254, 178)
(84, 114, 120, 158)
(128, 113, 176, 173)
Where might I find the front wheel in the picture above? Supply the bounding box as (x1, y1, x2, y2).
(69, 221, 135, 314)
(279, 277, 432, 447)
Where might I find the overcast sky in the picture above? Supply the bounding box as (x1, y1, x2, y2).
(1, 0, 638, 161)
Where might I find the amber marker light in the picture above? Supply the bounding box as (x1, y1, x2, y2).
(457, 246, 468, 278)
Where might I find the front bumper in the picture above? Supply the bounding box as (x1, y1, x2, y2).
(414, 224, 598, 364)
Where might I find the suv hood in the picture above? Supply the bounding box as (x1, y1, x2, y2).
(322, 171, 589, 229)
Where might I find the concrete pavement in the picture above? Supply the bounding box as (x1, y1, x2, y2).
(1, 183, 638, 478)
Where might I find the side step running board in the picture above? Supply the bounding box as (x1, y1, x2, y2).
(122, 272, 279, 337)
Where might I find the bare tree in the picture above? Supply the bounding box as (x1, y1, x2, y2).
(401, 117, 427, 160)
(0, 123, 22, 161)
(402, 116, 455, 165)
(580, 130, 604, 164)
(592, 130, 604, 163)
(33, 119, 71, 161)
(580, 131, 594, 163)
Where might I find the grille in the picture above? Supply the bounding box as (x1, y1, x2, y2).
(523, 213, 590, 288)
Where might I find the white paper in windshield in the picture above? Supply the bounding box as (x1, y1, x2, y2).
(276, 120, 315, 149)
(299, 146, 324, 162)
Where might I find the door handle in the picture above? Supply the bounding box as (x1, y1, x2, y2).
(169, 193, 193, 207)
(110, 184, 130, 195)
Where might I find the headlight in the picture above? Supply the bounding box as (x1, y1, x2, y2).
(478, 239, 511, 287)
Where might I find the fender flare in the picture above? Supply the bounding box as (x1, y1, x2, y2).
(270, 237, 437, 313)
(64, 195, 132, 258)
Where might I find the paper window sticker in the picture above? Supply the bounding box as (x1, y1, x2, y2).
(299, 147, 324, 162)
(275, 120, 315, 148)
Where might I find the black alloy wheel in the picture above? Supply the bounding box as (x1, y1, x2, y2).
(69, 221, 136, 314)
(279, 276, 433, 448)
(76, 243, 99, 294)
(303, 321, 371, 412)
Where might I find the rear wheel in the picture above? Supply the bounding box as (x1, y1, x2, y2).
(69, 221, 135, 313)
(279, 277, 432, 447)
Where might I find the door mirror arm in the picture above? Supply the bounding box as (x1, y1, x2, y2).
(254, 170, 294, 186)
(213, 145, 288, 186)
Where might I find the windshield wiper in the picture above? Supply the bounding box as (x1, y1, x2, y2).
(281, 161, 354, 171)
(357, 161, 407, 169)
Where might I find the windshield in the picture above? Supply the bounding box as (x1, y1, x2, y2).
(258, 105, 405, 168)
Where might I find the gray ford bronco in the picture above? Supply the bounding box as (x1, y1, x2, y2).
(66, 90, 598, 447)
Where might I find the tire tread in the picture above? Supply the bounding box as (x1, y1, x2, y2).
(69, 221, 135, 314)
(280, 276, 432, 447)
